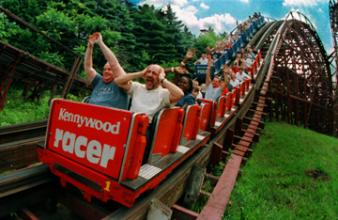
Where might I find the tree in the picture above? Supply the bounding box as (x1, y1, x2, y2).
(194, 30, 221, 57)
(1, 0, 196, 72)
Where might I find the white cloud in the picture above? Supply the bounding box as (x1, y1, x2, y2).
(140, 0, 188, 7)
(239, 0, 249, 3)
(139, 0, 167, 7)
(199, 14, 237, 33)
(200, 2, 210, 10)
(172, 0, 188, 7)
(283, 0, 326, 7)
(172, 5, 236, 34)
(140, 0, 237, 35)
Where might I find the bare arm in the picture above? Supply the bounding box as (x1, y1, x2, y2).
(164, 66, 189, 85)
(84, 40, 97, 83)
(162, 79, 184, 103)
(164, 48, 195, 84)
(205, 58, 213, 86)
(114, 70, 144, 91)
(93, 32, 126, 77)
(159, 71, 184, 103)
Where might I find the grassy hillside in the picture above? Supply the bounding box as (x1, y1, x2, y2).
(224, 122, 338, 220)
(0, 89, 83, 126)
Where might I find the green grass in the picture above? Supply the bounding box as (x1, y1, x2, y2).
(223, 122, 338, 220)
(0, 89, 83, 126)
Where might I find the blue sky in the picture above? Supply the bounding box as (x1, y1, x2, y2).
(129, 0, 333, 53)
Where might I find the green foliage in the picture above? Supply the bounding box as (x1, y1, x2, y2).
(212, 161, 226, 176)
(0, 88, 85, 126)
(224, 122, 338, 220)
(1, 0, 206, 72)
(0, 89, 50, 126)
(38, 51, 65, 67)
(0, 13, 12, 39)
(191, 194, 208, 213)
(36, 8, 75, 41)
(194, 31, 222, 56)
(161, 60, 180, 81)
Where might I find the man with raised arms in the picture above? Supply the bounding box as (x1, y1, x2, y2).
(84, 32, 128, 109)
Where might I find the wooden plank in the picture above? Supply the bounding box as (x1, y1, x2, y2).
(197, 154, 243, 220)
(172, 204, 198, 220)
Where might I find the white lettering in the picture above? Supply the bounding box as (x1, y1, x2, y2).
(54, 128, 63, 148)
(58, 108, 66, 120)
(74, 135, 87, 158)
(103, 122, 111, 133)
(57, 108, 121, 135)
(53, 129, 116, 168)
(111, 122, 120, 135)
(87, 140, 101, 164)
(84, 117, 95, 128)
(94, 120, 103, 130)
(62, 131, 75, 153)
(100, 144, 116, 168)
(78, 116, 85, 128)
(74, 114, 81, 124)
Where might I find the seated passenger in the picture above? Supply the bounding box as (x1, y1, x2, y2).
(84, 32, 128, 109)
(192, 79, 203, 99)
(192, 86, 202, 99)
(176, 75, 196, 108)
(115, 64, 184, 122)
(237, 64, 251, 83)
(222, 64, 232, 83)
(245, 46, 256, 66)
(115, 65, 184, 163)
(229, 72, 240, 89)
(232, 52, 243, 73)
(195, 53, 208, 65)
(205, 57, 222, 101)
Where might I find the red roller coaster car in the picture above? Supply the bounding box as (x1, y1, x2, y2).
(38, 51, 261, 207)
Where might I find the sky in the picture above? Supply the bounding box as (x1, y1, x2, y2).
(128, 0, 334, 54)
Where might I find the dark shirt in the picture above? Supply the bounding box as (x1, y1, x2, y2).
(176, 93, 196, 107)
(88, 74, 128, 109)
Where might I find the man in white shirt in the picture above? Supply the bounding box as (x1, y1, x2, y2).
(115, 65, 184, 163)
(237, 64, 251, 83)
(204, 57, 222, 101)
(195, 53, 208, 65)
(229, 72, 240, 89)
(115, 64, 184, 122)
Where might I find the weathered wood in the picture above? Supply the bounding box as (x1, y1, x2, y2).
(172, 204, 198, 220)
(62, 56, 82, 98)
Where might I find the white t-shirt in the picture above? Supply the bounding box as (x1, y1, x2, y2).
(205, 84, 221, 101)
(230, 78, 240, 88)
(245, 57, 254, 66)
(198, 58, 208, 65)
(236, 71, 250, 82)
(128, 82, 170, 122)
(196, 91, 203, 99)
